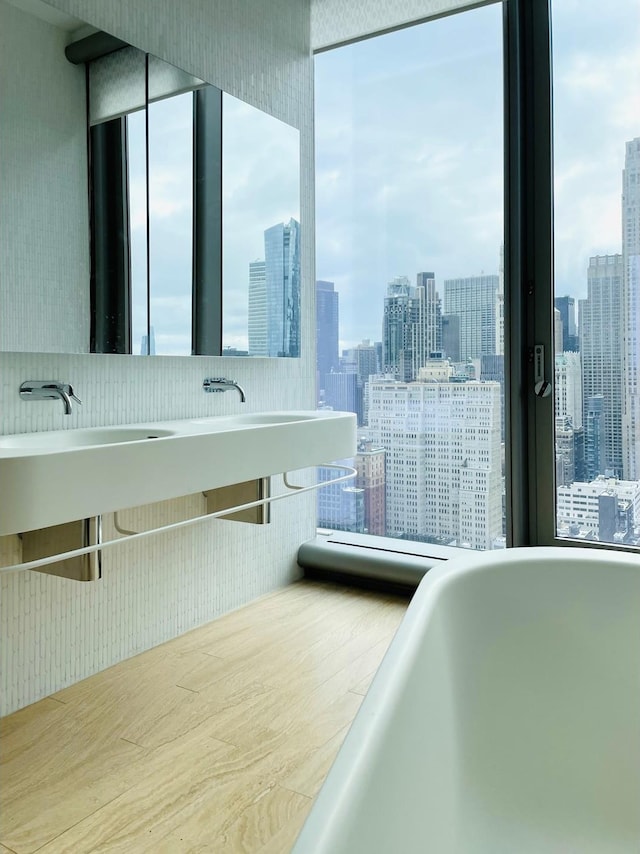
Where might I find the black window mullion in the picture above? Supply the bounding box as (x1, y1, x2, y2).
(192, 85, 223, 355)
(504, 0, 554, 546)
(89, 117, 132, 354)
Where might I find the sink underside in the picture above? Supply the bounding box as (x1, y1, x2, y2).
(0, 411, 356, 536)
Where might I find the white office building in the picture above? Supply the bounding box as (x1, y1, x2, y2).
(367, 375, 502, 550)
(557, 477, 640, 538)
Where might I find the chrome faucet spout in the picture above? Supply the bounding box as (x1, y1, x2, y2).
(202, 377, 246, 402)
(19, 381, 82, 415)
(48, 386, 73, 415)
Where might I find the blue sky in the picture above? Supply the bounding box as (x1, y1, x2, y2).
(315, 0, 640, 350)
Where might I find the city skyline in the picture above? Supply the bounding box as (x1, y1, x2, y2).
(315, 135, 639, 547)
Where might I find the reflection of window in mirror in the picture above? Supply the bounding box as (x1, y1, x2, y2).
(222, 94, 300, 357)
(87, 49, 301, 357)
(147, 93, 193, 356)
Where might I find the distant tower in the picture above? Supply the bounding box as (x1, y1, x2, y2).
(441, 314, 460, 362)
(579, 255, 623, 477)
(248, 260, 267, 354)
(554, 296, 579, 351)
(248, 219, 300, 357)
(323, 371, 358, 414)
(585, 395, 606, 481)
(443, 273, 499, 360)
(621, 138, 640, 479)
(382, 273, 441, 381)
(316, 280, 339, 381)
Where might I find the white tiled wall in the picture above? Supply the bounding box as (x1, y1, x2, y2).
(0, 0, 315, 716)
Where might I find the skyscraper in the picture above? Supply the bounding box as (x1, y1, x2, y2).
(441, 314, 460, 362)
(247, 260, 267, 354)
(443, 274, 499, 361)
(554, 296, 579, 352)
(382, 273, 441, 381)
(579, 255, 623, 477)
(341, 340, 378, 424)
(585, 395, 606, 481)
(323, 371, 358, 414)
(248, 218, 300, 357)
(621, 137, 640, 480)
(316, 280, 339, 380)
(382, 276, 414, 381)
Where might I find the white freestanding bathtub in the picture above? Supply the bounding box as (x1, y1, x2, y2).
(293, 547, 640, 853)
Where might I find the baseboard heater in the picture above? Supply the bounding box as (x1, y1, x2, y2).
(297, 531, 463, 590)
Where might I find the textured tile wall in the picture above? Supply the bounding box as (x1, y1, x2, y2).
(310, 0, 472, 50)
(0, 0, 315, 716)
(0, 0, 89, 353)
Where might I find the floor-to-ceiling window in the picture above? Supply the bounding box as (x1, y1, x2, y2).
(315, 3, 506, 550)
(551, 0, 640, 548)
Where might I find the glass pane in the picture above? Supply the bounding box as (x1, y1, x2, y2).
(222, 93, 300, 357)
(315, 3, 505, 549)
(552, 0, 640, 546)
(147, 92, 194, 356)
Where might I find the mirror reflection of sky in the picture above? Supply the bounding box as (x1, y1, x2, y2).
(315, 0, 640, 350)
(129, 90, 299, 356)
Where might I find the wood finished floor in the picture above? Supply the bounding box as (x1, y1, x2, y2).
(0, 580, 409, 854)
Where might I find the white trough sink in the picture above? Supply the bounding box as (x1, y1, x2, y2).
(0, 410, 356, 536)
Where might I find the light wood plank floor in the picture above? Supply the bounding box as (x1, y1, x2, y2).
(0, 580, 409, 854)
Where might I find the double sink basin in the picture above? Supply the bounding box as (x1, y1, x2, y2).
(0, 411, 356, 536)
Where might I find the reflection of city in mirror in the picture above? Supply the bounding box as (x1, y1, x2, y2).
(89, 48, 301, 357)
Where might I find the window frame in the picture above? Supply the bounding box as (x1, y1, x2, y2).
(314, 0, 639, 554)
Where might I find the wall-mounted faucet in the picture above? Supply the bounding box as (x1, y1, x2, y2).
(19, 380, 82, 415)
(202, 377, 246, 402)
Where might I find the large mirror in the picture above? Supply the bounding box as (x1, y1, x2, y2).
(0, 0, 301, 357)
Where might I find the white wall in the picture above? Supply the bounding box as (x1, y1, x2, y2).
(0, 0, 315, 716)
(0, 1, 89, 353)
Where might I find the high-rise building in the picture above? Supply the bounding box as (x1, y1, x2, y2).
(555, 415, 585, 486)
(382, 274, 441, 381)
(555, 352, 582, 428)
(341, 340, 379, 424)
(443, 274, 499, 361)
(248, 218, 300, 357)
(323, 371, 358, 415)
(248, 260, 267, 354)
(355, 439, 386, 535)
(316, 280, 339, 381)
(554, 296, 579, 352)
(367, 375, 502, 549)
(621, 137, 640, 480)
(585, 395, 606, 481)
(579, 255, 623, 476)
(441, 314, 460, 362)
